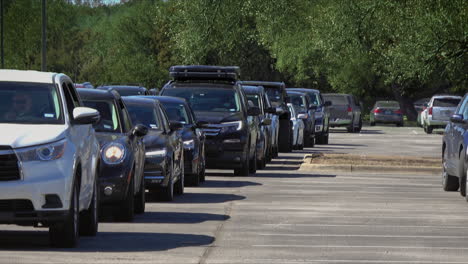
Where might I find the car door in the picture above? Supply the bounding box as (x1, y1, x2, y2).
(159, 105, 182, 180)
(454, 96, 468, 176)
(62, 80, 93, 208)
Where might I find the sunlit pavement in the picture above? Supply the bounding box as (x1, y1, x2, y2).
(2, 126, 467, 264)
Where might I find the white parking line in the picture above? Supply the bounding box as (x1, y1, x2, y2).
(412, 130, 418, 135)
(262, 223, 468, 229)
(258, 233, 468, 238)
(252, 245, 468, 250)
(243, 260, 468, 264)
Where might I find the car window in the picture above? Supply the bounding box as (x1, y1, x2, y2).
(247, 94, 261, 107)
(163, 102, 192, 124)
(456, 96, 468, 119)
(265, 88, 284, 107)
(323, 95, 349, 105)
(162, 87, 241, 113)
(158, 105, 170, 132)
(433, 98, 461, 107)
(126, 103, 161, 129)
(82, 100, 121, 133)
(376, 101, 400, 108)
(0, 81, 64, 125)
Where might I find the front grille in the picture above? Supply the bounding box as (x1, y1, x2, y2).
(0, 199, 34, 212)
(202, 128, 221, 137)
(0, 147, 21, 181)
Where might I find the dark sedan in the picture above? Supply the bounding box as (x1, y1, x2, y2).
(77, 89, 148, 222)
(122, 97, 185, 201)
(97, 85, 149, 96)
(442, 93, 468, 197)
(287, 90, 316, 146)
(148, 96, 206, 186)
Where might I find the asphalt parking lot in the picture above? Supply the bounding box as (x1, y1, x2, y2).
(2, 125, 467, 264)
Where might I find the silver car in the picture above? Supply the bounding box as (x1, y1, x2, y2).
(323, 93, 362, 133)
(288, 103, 305, 150)
(370, 100, 404, 127)
(422, 95, 462, 134)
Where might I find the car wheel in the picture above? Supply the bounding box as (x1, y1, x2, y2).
(396, 122, 404, 127)
(50, 180, 79, 248)
(370, 121, 375, 126)
(79, 177, 98, 236)
(357, 119, 362, 132)
(134, 172, 146, 214)
(115, 175, 135, 222)
(426, 125, 433, 134)
(199, 147, 206, 183)
(278, 119, 292, 152)
(234, 150, 250, 176)
(442, 150, 459, 191)
(249, 147, 257, 174)
(174, 158, 184, 195)
(158, 162, 174, 201)
(459, 151, 467, 197)
(465, 167, 468, 202)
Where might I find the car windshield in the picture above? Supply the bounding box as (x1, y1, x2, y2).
(0, 82, 63, 124)
(376, 101, 400, 108)
(82, 100, 121, 132)
(162, 88, 241, 113)
(433, 98, 461, 107)
(162, 102, 191, 124)
(125, 103, 160, 129)
(246, 94, 261, 107)
(324, 95, 349, 105)
(266, 88, 283, 106)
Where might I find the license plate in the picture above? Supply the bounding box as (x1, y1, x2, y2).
(385, 110, 392, 115)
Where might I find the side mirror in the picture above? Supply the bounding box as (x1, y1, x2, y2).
(247, 106, 261, 116)
(265, 107, 277, 114)
(196, 120, 208, 128)
(450, 114, 464, 123)
(169, 121, 184, 131)
(297, 113, 308, 120)
(324, 101, 332, 107)
(132, 124, 149, 137)
(73, 107, 100, 125)
(309, 105, 318, 111)
(261, 118, 272, 126)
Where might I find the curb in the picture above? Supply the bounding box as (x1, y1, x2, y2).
(299, 163, 441, 174)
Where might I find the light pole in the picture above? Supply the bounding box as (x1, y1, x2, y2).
(41, 0, 46, 72)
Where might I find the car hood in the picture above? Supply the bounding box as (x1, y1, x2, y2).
(0, 124, 68, 149)
(95, 133, 128, 147)
(194, 111, 243, 124)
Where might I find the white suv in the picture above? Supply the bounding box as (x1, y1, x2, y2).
(422, 95, 462, 134)
(0, 70, 101, 247)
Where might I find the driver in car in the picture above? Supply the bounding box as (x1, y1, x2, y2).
(4, 94, 36, 121)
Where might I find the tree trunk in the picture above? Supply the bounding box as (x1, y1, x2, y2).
(391, 83, 418, 121)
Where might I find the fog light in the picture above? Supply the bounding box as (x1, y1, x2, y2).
(104, 186, 113, 196)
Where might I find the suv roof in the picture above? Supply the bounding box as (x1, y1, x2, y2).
(287, 88, 320, 93)
(241, 81, 285, 89)
(0, 70, 58, 84)
(323, 93, 351, 97)
(77, 88, 121, 100)
(170, 65, 240, 82)
(146, 96, 187, 104)
(241, 85, 265, 94)
(431, 95, 462, 99)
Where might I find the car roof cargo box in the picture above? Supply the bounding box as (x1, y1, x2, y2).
(169, 65, 240, 82)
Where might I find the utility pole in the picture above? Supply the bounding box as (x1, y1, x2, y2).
(1, 0, 4, 69)
(41, 0, 47, 72)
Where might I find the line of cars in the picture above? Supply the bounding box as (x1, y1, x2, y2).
(0, 66, 338, 248)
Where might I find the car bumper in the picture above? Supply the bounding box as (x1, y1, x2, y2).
(204, 136, 248, 169)
(374, 114, 403, 123)
(98, 164, 132, 204)
(0, 207, 69, 225)
(427, 117, 449, 127)
(144, 156, 168, 189)
(329, 118, 352, 126)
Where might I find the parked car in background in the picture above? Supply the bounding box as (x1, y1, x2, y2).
(123, 97, 184, 201)
(152, 96, 206, 186)
(441, 93, 468, 197)
(287, 90, 315, 146)
(97, 85, 149, 96)
(323, 93, 362, 133)
(241, 81, 293, 152)
(161, 65, 261, 176)
(287, 103, 305, 150)
(422, 95, 462, 134)
(0, 70, 101, 247)
(414, 98, 431, 127)
(370, 100, 404, 127)
(78, 89, 148, 221)
(75, 82, 94, 89)
(242, 85, 273, 169)
(287, 88, 331, 144)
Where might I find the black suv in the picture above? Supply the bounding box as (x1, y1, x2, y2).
(77, 89, 148, 222)
(240, 81, 292, 152)
(97, 85, 149, 96)
(160, 65, 261, 176)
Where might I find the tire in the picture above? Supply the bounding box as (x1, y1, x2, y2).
(249, 147, 257, 174)
(174, 158, 184, 195)
(134, 172, 145, 214)
(465, 167, 468, 202)
(50, 180, 79, 248)
(158, 162, 174, 201)
(115, 175, 135, 222)
(199, 147, 206, 183)
(459, 151, 467, 197)
(346, 125, 353, 133)
(396, 122, 403, 127)
(370, 121, 375, 126)
(278, 119, 292, 152)
(356, 119, 362, 132)
(426, 125, 433, 134)
(79, 177, 98, 236)
(442, 150, 459, 191)
(234, 151, 250, 176)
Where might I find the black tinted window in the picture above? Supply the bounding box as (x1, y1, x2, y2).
(162, 102, 191, 124)
(162, 88, 241, 112)
(433, 98, 461, 107)
(125, 103, 161, 129)
(82, 100, 122, 132)
(323, 95, 349, 105)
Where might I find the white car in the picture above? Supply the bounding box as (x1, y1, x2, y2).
(0, 70, 101, 247)
(422, 95, 462, 134)
(287, 103, 305, 150)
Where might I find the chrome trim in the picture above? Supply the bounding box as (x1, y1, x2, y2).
(145, 176, 165, 180)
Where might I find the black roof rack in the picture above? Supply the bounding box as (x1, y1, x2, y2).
(169, 65, 240, 81)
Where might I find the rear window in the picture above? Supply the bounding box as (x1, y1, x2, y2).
(324, 95, 349, 105)
(433, 98, 461, 107)
(376, 101, 400, 108)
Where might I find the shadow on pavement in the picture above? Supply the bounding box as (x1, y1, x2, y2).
(134, 211, 230, 224)
(254, 172, 336, 178)
(202, 179, 262, 188)
(171, 192, 245, 204)
(0, 230, 213, 252)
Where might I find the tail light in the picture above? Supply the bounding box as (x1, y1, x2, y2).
(428, 107, 433, 115)
(394, 109, 402, 114)
(374, 108, 383, 114)
(347, 106, 352, 112)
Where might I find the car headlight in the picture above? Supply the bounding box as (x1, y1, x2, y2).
(220, 121, 243, 134)
(146, 148, 167, 158)
(102, 143, 126, 164)
(183, 140, 195, 149)
(16, 139, 67, 162)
